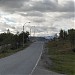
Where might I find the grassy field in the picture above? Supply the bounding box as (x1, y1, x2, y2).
(0, 42, 31, 59)
(47, 40, 75, 75)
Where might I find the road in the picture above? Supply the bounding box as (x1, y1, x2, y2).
(0, 41, 44, 75)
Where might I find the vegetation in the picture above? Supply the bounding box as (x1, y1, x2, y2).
(0, 29, 30, 58)
(47, 29, 75, 75)
(59, 29, 75, 50)
(68, 29, 75, 50)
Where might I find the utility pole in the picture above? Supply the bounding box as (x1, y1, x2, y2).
(30, 28, 31, 37)
(33, 26, 35, 37)
(22, 22, 30, 47)
(23, 26, 24, 47)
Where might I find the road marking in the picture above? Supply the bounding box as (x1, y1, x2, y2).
(29, 44, 43, 75)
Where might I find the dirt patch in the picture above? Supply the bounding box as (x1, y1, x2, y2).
(41, 46, 53, 69)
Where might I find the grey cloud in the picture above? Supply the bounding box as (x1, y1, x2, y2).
(31, 0, 75, 12)
(30, 26, 58, 33)
(49, 27, 58, 32)
(0, 0, 74, 14)
(17, 0, 57, 12)
(32, 18, 46, 23)
(55, 12, 75, 20)
(41, 26, 58, 33)
(0, 0, 74, 35)
(21, 0, 74, 12)
(31, 0, 57, 12)
(0, 0, 30, 13)
(33, 19, 45, 23)
(0, 22, 15, 30)
(20, 11, 43, 17)
(45, 26, 58, 32)
(0, 0, 29, 7)
(27, 26, 47, 33)
(58, 1, 75, 12)
(61, 13, 75, 19)
(0, 0, 58, 13)
(0, 0, 22, 8)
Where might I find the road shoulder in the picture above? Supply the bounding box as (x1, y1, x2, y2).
(32, 43, 66, 75)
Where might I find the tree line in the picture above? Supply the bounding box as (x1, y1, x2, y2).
(59, 29, 75, 51)
(0, 29, 30, 53)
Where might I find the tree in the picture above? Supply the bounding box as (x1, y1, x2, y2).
(18, 31, 30, 46)
(68, 29, 75, 49)
(53, 33, 58, 41)
(7, 29, 10, 34)
(63, 30, 68, 39)
(59, 29, 64, 39)
(0, 30, 30, 52)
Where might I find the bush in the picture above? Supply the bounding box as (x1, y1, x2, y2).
(72, 48, 75, 52)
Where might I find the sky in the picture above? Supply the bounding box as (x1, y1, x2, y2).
(0, 0, 75, 36)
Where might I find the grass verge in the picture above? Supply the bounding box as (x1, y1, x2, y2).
(47, 40, 75, 75)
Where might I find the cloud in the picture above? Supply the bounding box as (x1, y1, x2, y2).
(0, 0, 74, 36)
(0, 22, 15, 32)
(0, 0, 74, 14)
(20, 11, 43, 17)
(55, 12, 75, 21)
(20, 0, 74, 13)
(0, 0, 30, 13)
(58, 0, 75, 12)
(4, 17, 16, 23)
(30, 0, 58, 12)
(33, 18, 46, 23)
(30, 26, 58, 33)
(28, 17, 46, 23)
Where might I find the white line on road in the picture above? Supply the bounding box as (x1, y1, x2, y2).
(29, 45, 43, 75)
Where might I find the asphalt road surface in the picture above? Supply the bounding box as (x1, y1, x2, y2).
(0, 41, 44, 75)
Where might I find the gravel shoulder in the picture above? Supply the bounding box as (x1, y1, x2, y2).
(32, 43, 66, 75)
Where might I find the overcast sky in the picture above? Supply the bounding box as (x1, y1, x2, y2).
(0, 0, 75, 36)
